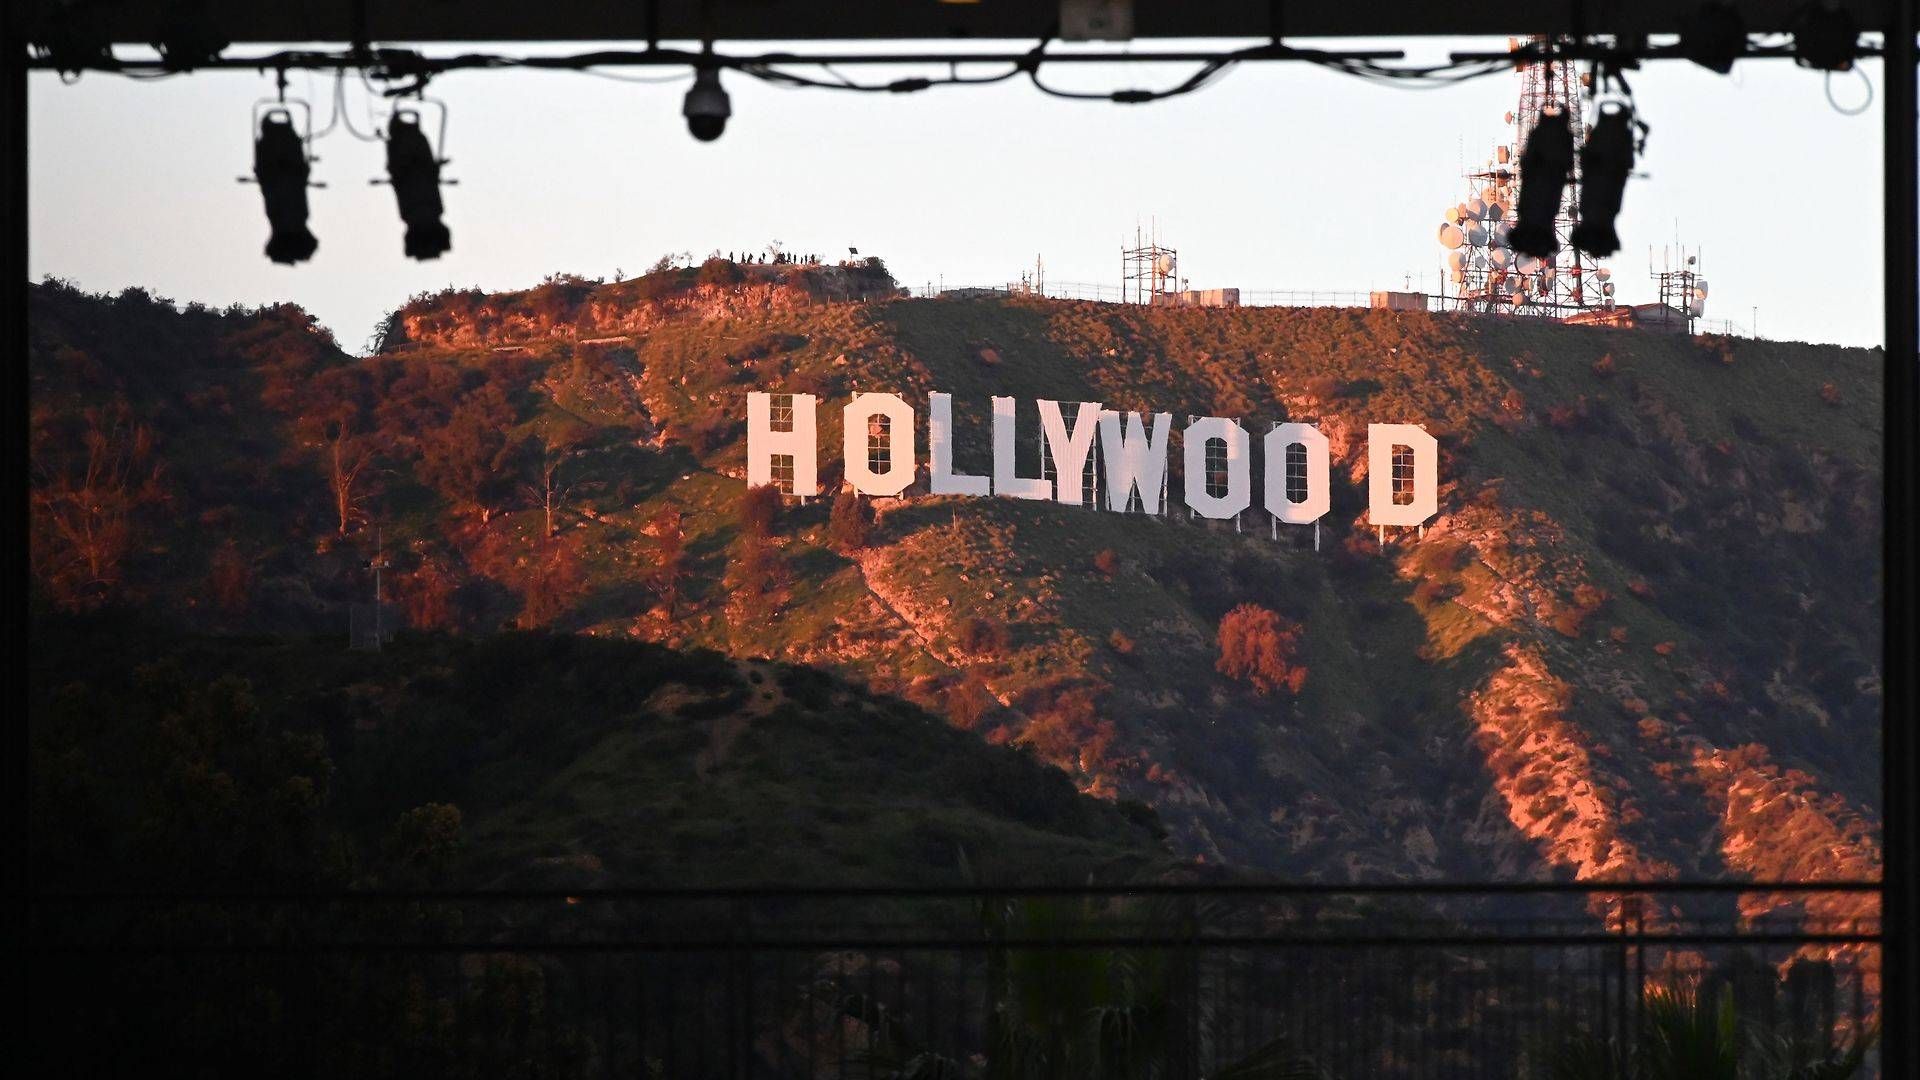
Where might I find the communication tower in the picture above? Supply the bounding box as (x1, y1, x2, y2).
(1122, 223, 1179, 304)
(1436, 39, 1609, 316)
(1650, 245, 1710, 333)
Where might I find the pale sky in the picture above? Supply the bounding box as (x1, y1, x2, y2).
(28, 37, 1895, 351)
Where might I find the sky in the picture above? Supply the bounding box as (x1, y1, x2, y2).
(27, 36, 1896, 351)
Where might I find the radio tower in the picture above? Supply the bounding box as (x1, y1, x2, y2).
(1438, 38, 1613, 316)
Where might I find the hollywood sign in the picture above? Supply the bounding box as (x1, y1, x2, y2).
(746, 392, 1437, 529)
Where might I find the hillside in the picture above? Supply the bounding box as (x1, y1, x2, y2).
(26, 265, 1884, 928)
(29, 608, 1167, 891)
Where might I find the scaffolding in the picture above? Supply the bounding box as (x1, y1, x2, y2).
(1649, 245, 1709, 333)
(1121, 223, 1180, 305)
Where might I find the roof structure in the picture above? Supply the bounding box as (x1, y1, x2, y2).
(18, 1, 1891, 45)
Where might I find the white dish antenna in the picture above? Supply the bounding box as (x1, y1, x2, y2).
(1438, 223, 1465, 249)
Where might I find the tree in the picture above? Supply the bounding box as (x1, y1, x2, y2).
(30, 402, 165, 606)
(416, 383, 523, 524)
(399, 551, 459, 630)
(1216, 602, 1308, 696)
(645, 508, 691, 620)
(321, 413, 377, 536)
(516, 534, 588, 627)
(384, 803, 463, 884)
(958, 616, 1010, 656)
(827, 487, 872, 553)
(522, 423, 593, 540)
(300, 368, 381, 537)
(739, 482, 783, 539)
(948, 673, 994, 731)
(207, 539, 253, 617)
(697, 255, 745, 287)
(727, 532, 789, 608)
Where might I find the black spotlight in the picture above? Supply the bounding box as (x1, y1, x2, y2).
(253, 111, 319, 265)
(1507, 108, 1574, 259)
(384, 112, 452, 260)
(1570, 103, 1641, 257)
(1789, 3, 1859, 72)
(683, 66, 732, 142)
(1677, 3, 1746, 74)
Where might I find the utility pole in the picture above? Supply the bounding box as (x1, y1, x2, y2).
(371, 528, 388, 651)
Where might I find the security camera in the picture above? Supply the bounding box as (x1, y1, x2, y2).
(683, 67, 731, 142)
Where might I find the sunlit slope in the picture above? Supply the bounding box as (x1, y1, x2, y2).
(28, 273, 1882, 903)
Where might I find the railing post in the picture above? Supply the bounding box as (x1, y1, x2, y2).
(1613, 900, 1630, 1072)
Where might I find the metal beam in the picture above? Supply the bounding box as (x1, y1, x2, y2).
(1879, 1, 1918, 1077)
(15, 0, 1893, 46)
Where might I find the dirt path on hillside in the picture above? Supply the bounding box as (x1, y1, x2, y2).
(852, 548, 959, 670)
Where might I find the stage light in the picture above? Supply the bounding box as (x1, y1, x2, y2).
(1677, 3, 1746, 74)
(252, 111, 319, 265)
(1789, 3, 1860, 71)
(1506, 108, 1573, 259)
(383, 111, 452, 260)
(684, 66, 732, 142)
(1570, 103, 1641, 257)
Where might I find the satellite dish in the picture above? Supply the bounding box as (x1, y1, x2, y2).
(1694, 278, 1709, 296)
(1496, 146, 1512, 165)
(1447, 249, 1469, 270)
(1449, 267, 1466, 284)
(1464, 197, 1486, 220)
(1444, 207, 1462, 224)
(1689, 297, 1708, 317)
(1154, 253, 1174, 275)
(1438, 223, 1465, 249)
(1595, 267, 1611, 282)
(1466, 225, 1490, 247)
(1515, 253, 1541, 275)
(1472, 251, 1489, 270)
(1602, 282, 1616, 296)
(1488, 248, 1512, 270)
(1492, 221, 1512, 247)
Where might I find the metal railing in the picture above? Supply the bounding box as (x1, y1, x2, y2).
(905, 284, 1766, 336)
(913, 282, 1445, 311)
(26, 882, 1881, 1079)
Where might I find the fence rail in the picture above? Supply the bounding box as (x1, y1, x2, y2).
(909, 282, 1378, 308)
(906, 283, 1762, 337)
(26, 883, 1880, 1079)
